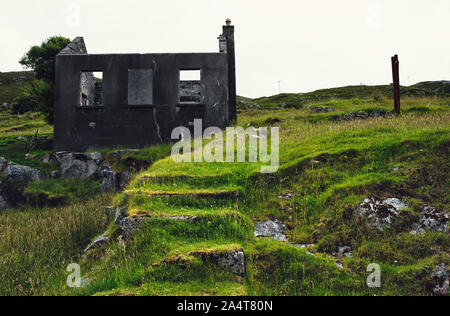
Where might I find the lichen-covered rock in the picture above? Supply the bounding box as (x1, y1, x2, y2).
(118, 216, 146, 242)
(411, 206, 448, 234)
(430, 264, 449, 296)
(190, 250, 246, 276)
(254, 219, 288, 241)
(2, 162, 43, 182)
(218, 251, 245, 276)
(59, 153, 100, 179)
(357, 197, 408, 231)
(337, 246, 353, 258)
(99, 167, 131, 192)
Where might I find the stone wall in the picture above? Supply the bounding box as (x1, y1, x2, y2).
(54, 38, 229, 152)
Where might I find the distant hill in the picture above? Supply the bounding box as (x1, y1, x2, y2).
(1, 71, 448, 111)
(0, 71, 34, 105)
(239, 81, 450, 109)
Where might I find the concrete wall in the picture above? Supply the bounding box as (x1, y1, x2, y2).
(54, 52, 229, 152)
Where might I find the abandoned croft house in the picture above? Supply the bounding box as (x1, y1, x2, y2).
(54, 21, 236, 152)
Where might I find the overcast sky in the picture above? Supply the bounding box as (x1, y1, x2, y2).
(0, 0, 449, 98)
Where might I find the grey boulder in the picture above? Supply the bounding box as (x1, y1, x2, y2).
(254, 219, 288, 242)
(431, 264, 449, 296)
(2, 163, 43, 182)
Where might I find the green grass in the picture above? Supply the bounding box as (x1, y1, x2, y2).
(0, 81, 449, 296)
(0, 194, 111, 296)
(25, 178, 101, 206)
(73, 96, 449, 296)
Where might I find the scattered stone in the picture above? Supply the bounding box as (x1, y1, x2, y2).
(279, 192, 294, 200)
(83, 233, 109, 255)
(294, 244, 314, 249)
(86, 152, 103, 164)
(39, 153, 54, 164)
(254, 219, 288, 242)
(337, 246, 353, 258)
(310, 106, 335, 114)
(59, 153, 100, 179)
(335, 262, 344, 269)
(115, 207, 127, 225)
(430, 264, 449, 296)
(356, 111, 369, 119)
(0, 157, 7, 170)
(49, 171, 59, 178)
(369, 110, 389, 118)
(104, 206, 114, 217)
(411, 206, 448, 234)
(2, 162, 43, 182)
(99, 167, 131, 192)
(342, 113, 356, 121)
(357, 197, 408, 231)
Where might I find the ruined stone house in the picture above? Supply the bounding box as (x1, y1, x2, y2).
(54, 22, 236, 152)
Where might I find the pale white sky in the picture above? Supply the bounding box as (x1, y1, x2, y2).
(0, 0, 449, 98)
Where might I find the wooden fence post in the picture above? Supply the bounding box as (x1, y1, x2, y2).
(391, 55, 401, 115)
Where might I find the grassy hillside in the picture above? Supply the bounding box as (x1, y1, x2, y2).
(78, 96, 448, 296)
(239, 81, 450, 109)
(0, 71, 34, 105)
(0, 81, 448, 296)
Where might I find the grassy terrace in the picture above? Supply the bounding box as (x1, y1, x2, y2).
(0, 87, 448, 295)
(76, 96, 449, 296)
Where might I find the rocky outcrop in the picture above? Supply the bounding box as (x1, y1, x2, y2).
(41, 152, 131, 192)
(0, 157, 44, 207)
(337, 246, 353, 258)
(189, 250, 246, 277)
(411, 206, 448, 234)
(99, 167, 131, 193)
(254, 219, 288, 242)
(430, 264, 449, 296)
(330, 110, 392, 122)
(310, 106, 335, 113)
(357, 197, 408, 231)
(0, 196, 6, 210)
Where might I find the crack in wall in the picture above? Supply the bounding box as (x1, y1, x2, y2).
(153, 107, 164, 144)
